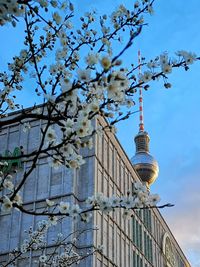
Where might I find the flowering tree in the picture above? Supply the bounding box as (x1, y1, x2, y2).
(0, 0, 198, 266)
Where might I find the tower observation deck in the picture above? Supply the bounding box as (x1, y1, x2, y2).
(131, 130, 159, 187)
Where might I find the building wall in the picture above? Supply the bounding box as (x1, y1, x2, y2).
(0, 114, 191, 267)
(0, 116, 94, 266)
(93, 117, 140, 267)
(92, 117, 191, 267)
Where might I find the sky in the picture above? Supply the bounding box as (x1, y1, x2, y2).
(116, 1, 200, 266)
(0, 0, 200, 266)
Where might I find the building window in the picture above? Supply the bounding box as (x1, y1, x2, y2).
(133, 252, 143, 267)
(137, 254, 140, 266)
(139, 224, 142, 250)
(143, 209, 152, 232)
(144, 231, 153, 264)
(140, 257, 143, 267)
(132, 217, 143, 252)
(133, 250, 136, 266)
(132, 216, 136, 243)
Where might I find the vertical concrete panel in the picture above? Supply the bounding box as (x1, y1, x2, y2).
(23, 169, 36, 202)
(0, 132, 8, 152)
(8, 129, 19, 150)
(63, 168, 74, 195)
(0, 215, 10, 252)
(77, 156, 95, 200)
(27, 125, 40, 154)
(37, 163, 49, 200)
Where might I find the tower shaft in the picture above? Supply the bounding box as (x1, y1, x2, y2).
(138, 50, 144, 132)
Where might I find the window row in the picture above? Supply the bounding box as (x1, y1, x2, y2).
(132, 217, 153, 264)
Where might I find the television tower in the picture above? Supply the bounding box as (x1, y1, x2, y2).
(131, 51, 159, 188)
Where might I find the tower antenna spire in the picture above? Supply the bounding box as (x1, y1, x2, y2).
(138, 50, 144, 132)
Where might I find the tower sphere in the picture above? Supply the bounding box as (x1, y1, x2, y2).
(131, 131, 159, 187)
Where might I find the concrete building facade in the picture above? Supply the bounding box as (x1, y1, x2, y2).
(0, 113, 190, 267)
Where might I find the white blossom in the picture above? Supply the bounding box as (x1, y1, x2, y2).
(139, 71, 151, 82)
(44, 93, 56, 103)
(48, 216, 58, 225)
(110, 195, 120, 207)
(39, 254, 47, 263)
(22, 122, 31, 133)
(77, 69, 91, 82)
(133, 181, 147, 194)
(46, 199, 55, 207)
(60, 78, 72, 92)
(162, 63, 172, 74)
(121, 196, 135, 209)
(37, 0, 48, 8)
(123, 209, 133, 219)
(46, 127, 57, 144)
(97, 244, 104, 253)
(81, 212, 92, 223)
(3, 180, 14, 191)
(52, 12, 62, 25)
(147, 194, 161, 205)
(65, 20, 73, 29)
(59, 201, 70, 214)
(147, 4, 154, 15)
(2, 196, 13, 212)
(178, 51, 196, 64)
(85, 53, 99, 66)
(160, 53, 169, 66)
(13, 193, 23, 206)
(37, 220, 49, 231)
(49, 156, 63, 169)
(70, 204, 82, 218)
(101, 56, 111, 70)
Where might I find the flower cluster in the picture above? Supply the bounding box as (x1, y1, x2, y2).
(138, 50, 197, 89)
(58, 202, 81, 218)
(86, 181, 160, 217)
(12, 220, 97, 267)
(176, 50, 197, 65)
(1, 193, 22, 211)
(48, 248, 80, 267)
(41, 181, 161, 224)
(20, 220, 49, 253)
(111, 3, 144, 30)
(0, 170, 23, 212)
(0, 0, 25, 26)
(5, 218, 84, 266)
(0, 170, 14, 191)
(106, 70, 130, 102)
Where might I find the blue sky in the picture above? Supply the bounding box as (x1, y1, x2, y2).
(1, 0, 200, 265)
(116, 1, 200, 266)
